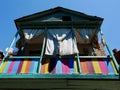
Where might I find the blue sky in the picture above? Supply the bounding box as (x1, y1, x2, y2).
(0, 0, 120, 53)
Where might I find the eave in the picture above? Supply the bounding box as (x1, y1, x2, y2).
(16, 21, 102, 30)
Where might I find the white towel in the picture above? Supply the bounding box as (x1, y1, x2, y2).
(45, 33, 58, 55)
(59, 31, 79, 55)
(24, 29, 44, 40)
(45, 29, 79, 55)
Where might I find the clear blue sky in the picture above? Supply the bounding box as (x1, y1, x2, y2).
(0, 0, 120, 53)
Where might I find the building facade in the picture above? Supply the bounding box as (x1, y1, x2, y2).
(0, 7, 119, 90)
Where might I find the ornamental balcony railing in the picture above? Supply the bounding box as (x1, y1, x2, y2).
(0, 55, 119, 79)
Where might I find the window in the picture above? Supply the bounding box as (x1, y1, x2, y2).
(62, 16, 72, 21)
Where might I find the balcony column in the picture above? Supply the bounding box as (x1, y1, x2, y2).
(100, 29, 119, 72)
(72, 25, 82, 74)
(2, 30, 19, 62)
(37, 27, 47, 73)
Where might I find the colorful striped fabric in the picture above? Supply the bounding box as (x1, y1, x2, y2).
(0, 58, 39, 74)
(0, 58, 118, 74)
(40, 58, 76, 74)
(40, 58, 118, 74)
(80, 58, 118, 74)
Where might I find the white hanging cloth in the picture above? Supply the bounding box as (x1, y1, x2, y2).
(77, 29, 94, 41)
(45, 29, 79, 55)
(23, 29, 44, 40)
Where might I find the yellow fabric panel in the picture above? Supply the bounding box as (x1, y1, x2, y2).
(74, 59, 79, 74)
(20, 59, 28, 73)
(44, 58, 49, 74)
(0, 61, 7, 73)
(92, 59, 102, 74)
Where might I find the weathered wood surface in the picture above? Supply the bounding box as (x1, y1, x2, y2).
(0, 79, 120, 90)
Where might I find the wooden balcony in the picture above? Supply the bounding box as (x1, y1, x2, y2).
(0, 56, 119, 79)
(0, 56, 119, 90)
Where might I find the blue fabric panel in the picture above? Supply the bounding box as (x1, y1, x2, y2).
(11, 59, 21, 74)
(69, 58, 75, 74)
(32, 58, 38, 74)
(104, 58, 115, 74)
(29, 59, 36, 73)
(56, 58, 62, 74)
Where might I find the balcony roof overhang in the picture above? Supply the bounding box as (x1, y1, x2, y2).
(16, 21, 102, 30)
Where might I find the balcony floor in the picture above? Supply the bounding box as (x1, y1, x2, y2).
(0, 78, 120, 90)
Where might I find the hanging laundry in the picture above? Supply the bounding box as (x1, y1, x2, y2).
(23, 29, 44, 40)
(77, 29, 94, 42)
(45, 29, 79, 55)
(45, 33, 58, 55)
